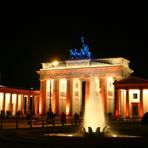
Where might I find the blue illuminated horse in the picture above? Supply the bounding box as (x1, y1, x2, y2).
(69, 36, 92, 59)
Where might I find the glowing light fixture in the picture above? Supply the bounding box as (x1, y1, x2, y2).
(52, 61, 59, 66)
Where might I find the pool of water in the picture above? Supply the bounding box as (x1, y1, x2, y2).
(44, 132, 142, 138)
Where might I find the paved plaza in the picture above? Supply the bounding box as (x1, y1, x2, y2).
(0, 121, 148, 147)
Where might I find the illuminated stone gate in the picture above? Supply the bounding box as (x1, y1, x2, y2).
(37, 57, 133, 116)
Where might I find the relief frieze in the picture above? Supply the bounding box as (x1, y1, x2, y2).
(40, 66, 123, 80)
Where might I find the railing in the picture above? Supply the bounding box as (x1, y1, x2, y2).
(0, 115, 141, 130)
(0, 116, 83, 129)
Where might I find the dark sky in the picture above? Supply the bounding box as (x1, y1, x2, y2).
(0, 1, 147, 90)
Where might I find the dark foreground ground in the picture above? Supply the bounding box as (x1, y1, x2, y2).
(1, 121, 148, 148)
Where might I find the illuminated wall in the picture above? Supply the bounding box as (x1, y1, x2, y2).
(5, 93, 10, 112)
(0, 93, 4, 111)
(95, 77, 100, 94)
(17, 94, 22, 111)
(106, 77, 115, 113)
(72, 78, 81, 114)
(59, 79, 67, 114)
(12, 94, 17, 115)
(119, 90, 126, 117)
(129, 89, 140, 117)
(143, 89, 148, 114)
(46, 79, 53, 112)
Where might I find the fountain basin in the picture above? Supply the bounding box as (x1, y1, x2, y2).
(81, 126, 110, 137)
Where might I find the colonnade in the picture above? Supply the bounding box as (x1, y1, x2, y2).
(39, 76, 115, 116)
(115, 88, 148, 119)
(0, 87, 40, 117)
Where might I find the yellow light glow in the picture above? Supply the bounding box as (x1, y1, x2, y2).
(52, 61, 59, 66)
(112, 134, 118, 137)
(107, 77, 114, 90)
(66, 106, 70, 115)
(12, 94, 17, 115)
(5, 93, 10, 111)
(60, 79, 67, 91)
(18, 95, 22, 111)
(143, 89, 148, 94)
(0, 93, 4, 111)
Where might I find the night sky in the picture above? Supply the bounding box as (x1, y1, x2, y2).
(0, 2, 146, 90)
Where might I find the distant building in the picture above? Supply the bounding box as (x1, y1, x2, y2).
(0, 85, 40, 116)
(114, 76, 148, 119)
(37, 57, 133, 116)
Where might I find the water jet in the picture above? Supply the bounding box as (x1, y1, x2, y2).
(82, 76, 109, 137)
(44, 76, 141, 139)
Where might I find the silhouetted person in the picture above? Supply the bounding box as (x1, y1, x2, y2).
(60, 112, 66, 126)
(26, 113, 32, 125)
(46, 111, 55, 125)
(46, 112, 49, 123)
(74, 112, 80, 125)
(51, 112, 55, 126)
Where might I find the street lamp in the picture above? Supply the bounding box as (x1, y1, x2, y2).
(49, 76, 52, 113)
(49, 60, 59, 113)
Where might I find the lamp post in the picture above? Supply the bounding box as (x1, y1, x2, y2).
(48, 61, 59, 113)
(49, 77, 52, 113)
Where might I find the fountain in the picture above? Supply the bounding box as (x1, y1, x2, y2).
(82, 76, 109, 136)
(44, 76, 141, 139)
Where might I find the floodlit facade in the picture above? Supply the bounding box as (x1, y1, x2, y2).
(37, 57, 133, 116)
(2, 59, 148, 119)
(0, 85, 40, 116)
(114, 76, 148, 119)
(1, 34, 147, 119)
